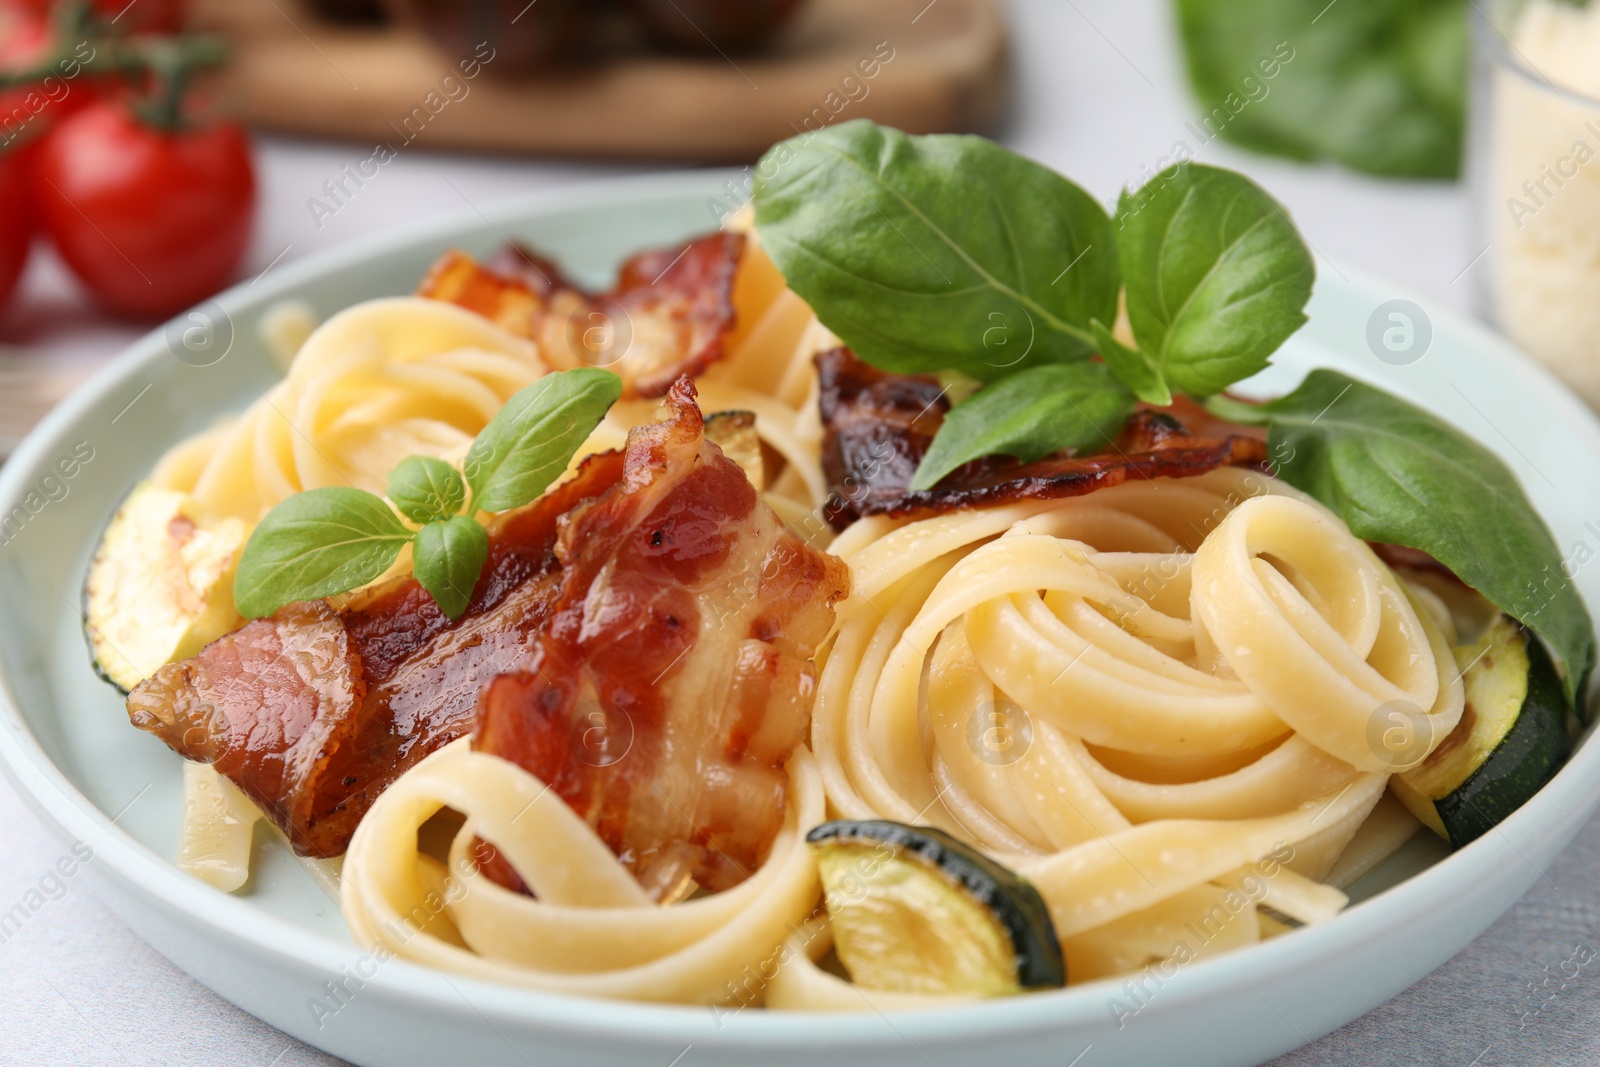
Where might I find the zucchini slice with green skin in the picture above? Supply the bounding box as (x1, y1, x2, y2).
(82, 483, 248, 693)
(702, 410, 763, 488)
(1392, 615, 1571, 848)
(806, 820, 1065, 996)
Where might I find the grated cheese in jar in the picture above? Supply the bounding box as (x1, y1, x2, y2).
(1491, 0, 1600, 407)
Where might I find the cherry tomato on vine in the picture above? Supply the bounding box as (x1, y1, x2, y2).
(0, 146, 34, 310)
(35, 100, 255, 319)
(0, 2, 104, 157)
(1, 3, 54, 134)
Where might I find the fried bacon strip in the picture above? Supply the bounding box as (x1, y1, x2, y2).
(416, 233, 745, 399)
(475, 378, 849, 898)
(126, 454, 623, 857)
(126, 379, 845, 883)
(414, 246, 579, 338)
(817, 347, 1270, 528)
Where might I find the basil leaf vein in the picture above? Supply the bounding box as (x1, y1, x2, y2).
(233, 487, 413, 619)
(1212, 370, 1595, 707)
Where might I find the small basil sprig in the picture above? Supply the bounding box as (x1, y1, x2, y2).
(234, 368, 621, 620)
(752, 121, 1315, 483)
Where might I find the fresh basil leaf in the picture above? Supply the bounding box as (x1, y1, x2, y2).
(910, 363, 1135, 491)
(1091, 318, 1171, 406)
(463, 368, 622, 513)
(1210, 371, 1595, 706)
(1116, 163, 1314, 398)
(1173, 0, 1466, 179)
(233, 487, 412, 619)
(412, 516, 489, 620)
(388, 455, 466, 525)
(753, 120, 1119, 382)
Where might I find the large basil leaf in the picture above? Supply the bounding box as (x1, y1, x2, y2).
(463, 368, 621, 513)
(753, 120, 1119, 381)
(1173, 0, 1466, 179)
(910, 363, 1135, 490)
(1116, 163, 1314, 399)
(1211, 371, 1595, 705)
(233, 487, 413, 619)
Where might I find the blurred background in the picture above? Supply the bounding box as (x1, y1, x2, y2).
(13, 0, 1594, 458)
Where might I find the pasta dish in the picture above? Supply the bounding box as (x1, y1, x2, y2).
(83, 122, 1592, 1011)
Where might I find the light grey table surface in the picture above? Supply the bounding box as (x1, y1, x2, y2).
(4, 1, 1589, 1064)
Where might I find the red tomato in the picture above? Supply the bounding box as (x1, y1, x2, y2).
(0, 3, 102, 152)
(36, 100, 255, 319)
(0, 3, 46, 63)
(0, 146, 34, 310)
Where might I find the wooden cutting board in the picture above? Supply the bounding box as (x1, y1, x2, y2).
(189, 0, 1010, 161)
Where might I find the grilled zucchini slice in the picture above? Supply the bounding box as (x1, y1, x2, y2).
(83, 483, 248, 692)
(1392, 615, 1571, 847)
(702, 410, 763, 487)
(807, 820, 1065, 996)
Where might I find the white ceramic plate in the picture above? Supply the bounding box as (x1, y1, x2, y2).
(0, 171, 1594, 1067)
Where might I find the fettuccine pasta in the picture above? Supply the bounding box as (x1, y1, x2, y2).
(152, 226, 837, 895)
(122, 217, 1477, 1013)
(777, 467, 1462, 999)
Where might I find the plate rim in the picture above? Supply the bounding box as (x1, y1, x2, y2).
(1, 166, 1597, 1051)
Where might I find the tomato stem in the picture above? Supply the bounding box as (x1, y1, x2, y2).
(0, 0, 229, 132)
(0, 36, 229, 85)
(132, 38, 208, 131)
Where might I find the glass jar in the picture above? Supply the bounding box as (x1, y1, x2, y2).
(1471, 0, 1600, 409)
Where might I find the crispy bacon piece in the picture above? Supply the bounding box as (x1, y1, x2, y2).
(586, 232, 746, 395)
(816, 347, 948, 526)
(125, 378, 845, 881)
(817, 347, 1270, 528)
(474, 378, 849, 898)
(416, 233, 745, 399)
(481, 244, 578, 301)
(414, 247, 579, 338)
(126, 453, 625, 858)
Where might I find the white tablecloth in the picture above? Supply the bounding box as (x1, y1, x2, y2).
(7, 2, 1568, 1064)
